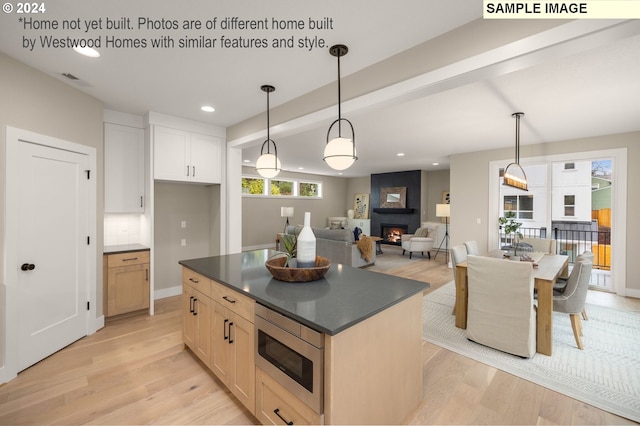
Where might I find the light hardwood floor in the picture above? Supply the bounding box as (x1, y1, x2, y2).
(1, 248, 638, 425)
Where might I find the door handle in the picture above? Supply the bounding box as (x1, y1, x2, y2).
(21, 263, 35, 271)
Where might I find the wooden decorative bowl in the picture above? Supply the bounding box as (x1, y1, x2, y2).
(265, 256, 331, 282)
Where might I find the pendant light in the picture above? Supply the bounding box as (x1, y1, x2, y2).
(323, 44, 357, 171)
(503, 112, 528, 191)
(255, 84, 281, 178)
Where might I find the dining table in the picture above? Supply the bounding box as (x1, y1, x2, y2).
(455, 250, 569, 356)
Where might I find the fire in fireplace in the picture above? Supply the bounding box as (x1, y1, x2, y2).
(381, 223, 409, 245)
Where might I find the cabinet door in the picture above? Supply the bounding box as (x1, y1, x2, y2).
(211, 301, 231, 383)
(190, 133, 222, 184)
(154, 126, 190, 182)
(228, 312, 255, 414)
(107, 263, 150, 316)
(183, 284, 197, 350)
(104, 123, 144, 213)
(192, 291, 212, 365)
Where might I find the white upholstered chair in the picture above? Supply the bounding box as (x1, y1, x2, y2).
(554, 251, 593, 321)
(466, 255, 536, 358)
(401, 226, 434, 259)
(464, 240, 480, 255)
(520, 237, 557, 254)
(553, 258, 593, 350)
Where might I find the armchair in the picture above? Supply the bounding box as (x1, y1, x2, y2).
(401, 226, 434, 259)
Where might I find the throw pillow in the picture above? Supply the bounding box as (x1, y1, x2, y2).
(414, 227, 428, 238)
(330, 221, 341, 230)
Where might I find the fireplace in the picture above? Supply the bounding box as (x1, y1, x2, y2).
(381, 223, 408, 245)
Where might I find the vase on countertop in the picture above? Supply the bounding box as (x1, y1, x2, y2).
(296, 212, 316, 268)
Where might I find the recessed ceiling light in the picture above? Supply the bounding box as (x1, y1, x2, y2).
(338, 172, 343, 175)
(397, 152, 405, 157)
(73, 46, 100, 58)
(432, 162, 439, 166)
(201, 105, 215, 112)
(298, 167, 304, 170)
(243, 159, 250, 163)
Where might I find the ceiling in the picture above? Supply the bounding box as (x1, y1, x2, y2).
(2, 1, 640, 178)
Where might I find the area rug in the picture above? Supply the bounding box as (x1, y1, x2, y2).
(423, 282, 640, 422)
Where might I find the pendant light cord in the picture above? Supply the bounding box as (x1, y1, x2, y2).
(266, 89, 271, 154)
(337, 51, 342, 137)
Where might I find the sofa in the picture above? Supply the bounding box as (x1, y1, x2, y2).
(285, 225, 375, 268)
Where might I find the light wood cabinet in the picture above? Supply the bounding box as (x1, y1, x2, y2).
(104, 123, 144, 213)
(182, 269, 212, 366)
(154, 126, 223, 184)
(255, 367, 322, 426)
(181, 267, 255, 415)
(105, 250, 150, 316)
(210, 281, 255, 414)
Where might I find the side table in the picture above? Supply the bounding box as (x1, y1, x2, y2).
(369, 236, 383, 254)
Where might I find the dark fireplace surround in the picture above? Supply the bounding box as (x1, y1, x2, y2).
(371, 170, 421, 245)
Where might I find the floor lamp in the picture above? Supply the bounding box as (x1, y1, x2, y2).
(434, 204, 450, 267)
(281, 207, 294, 233)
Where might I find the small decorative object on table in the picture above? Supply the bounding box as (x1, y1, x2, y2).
(265, 255, 331, 282)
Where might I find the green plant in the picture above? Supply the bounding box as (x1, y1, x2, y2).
(276, 233, 297, 267)
(498, 211, 523, 255)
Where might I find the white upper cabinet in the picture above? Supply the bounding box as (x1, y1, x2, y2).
(154, 126, 222, 184)
(104, 123, 144, 213)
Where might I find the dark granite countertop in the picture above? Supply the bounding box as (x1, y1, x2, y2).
(104, 244, 150, 255)
(179, 249, 429, 336)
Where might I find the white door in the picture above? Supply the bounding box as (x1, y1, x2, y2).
(11, 136, 90, 372)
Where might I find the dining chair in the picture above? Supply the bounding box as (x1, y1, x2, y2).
(450, 245, 468, 315)
(554, 251, 594, 320)
(464, 240, 479, 255)
(466, 255, 536, 358)
(553, 258, 593, 350)
(520, 237, 557, 254)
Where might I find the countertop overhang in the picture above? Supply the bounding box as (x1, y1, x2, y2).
(179, 249, 429, 335)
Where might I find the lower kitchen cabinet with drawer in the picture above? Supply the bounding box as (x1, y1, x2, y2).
(256, 367, 323, 425)
(103, 248, 150, 317)
(181, 267, 256, 416)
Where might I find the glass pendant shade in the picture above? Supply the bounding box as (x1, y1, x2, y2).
(256, 151, 281, 178)
(324, 136, 356, 170)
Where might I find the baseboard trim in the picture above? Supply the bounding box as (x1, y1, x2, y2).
(155, 285, 182, 300)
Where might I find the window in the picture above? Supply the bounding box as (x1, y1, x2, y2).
(299, 182, 321, 197)
(270, 179, 294, 196)
(564, 194, 575, 216)
(503, 195, 534, 219)
(242, 175, 322, 199)
(242, 177, 266, 195)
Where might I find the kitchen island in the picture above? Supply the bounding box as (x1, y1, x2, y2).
(179, 249, 429, 425)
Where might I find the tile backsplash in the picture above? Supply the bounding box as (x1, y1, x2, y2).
(104, 214, 143, 246)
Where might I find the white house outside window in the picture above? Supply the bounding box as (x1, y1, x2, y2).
(504, 195, 534, 220)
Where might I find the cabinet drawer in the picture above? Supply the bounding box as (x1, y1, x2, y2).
(182, 268, 211, 297)
(256, 368, 322, 425)
(211, 280, 254, 322)
(107, 250, 150, 268)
